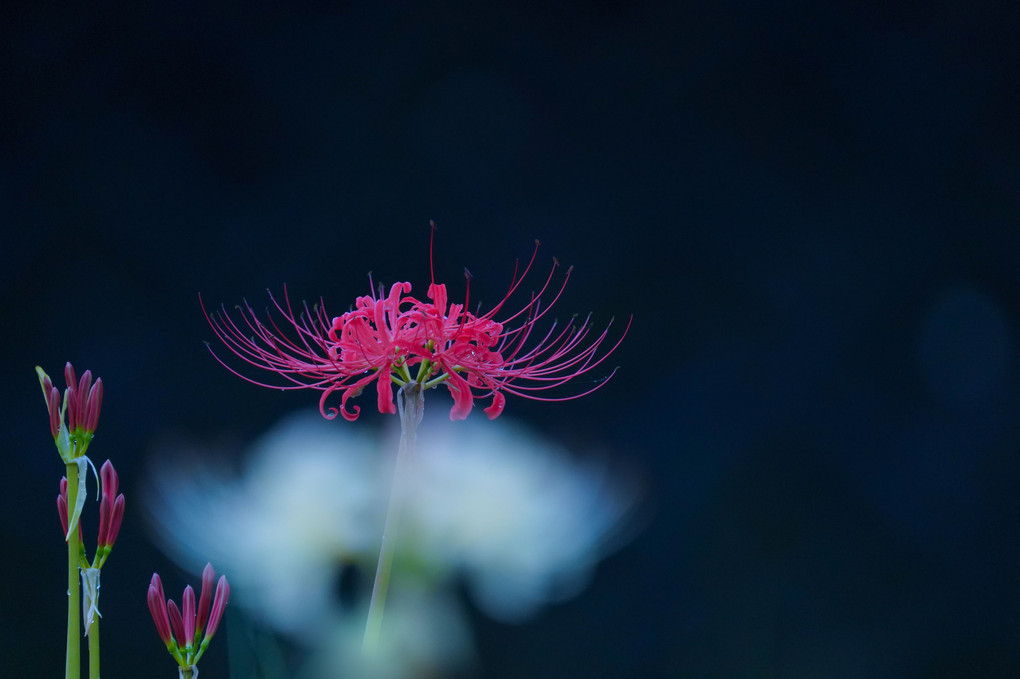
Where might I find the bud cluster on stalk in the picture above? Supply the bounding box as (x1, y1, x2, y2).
(147, 564, 230, 673)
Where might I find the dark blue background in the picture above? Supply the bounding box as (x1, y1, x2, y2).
(3, 1, 1019, 676)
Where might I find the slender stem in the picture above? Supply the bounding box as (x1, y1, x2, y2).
(362, 384, 424, 654)
(66, 462, 81, 679)
(88, 617, 99, 679)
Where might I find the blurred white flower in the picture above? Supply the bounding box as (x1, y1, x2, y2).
(406, 417, 633, 621)
(146, 410, 636, 672)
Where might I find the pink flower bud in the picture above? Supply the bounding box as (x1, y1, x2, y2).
(96, 460, 123, 548)
(106, 495, 125, 547)
(56, 493, 68, 536)
(84, 379, 103, 433)
(46, 385, 61, 438)
(182, 586, 196, 647)
(151, 573, 165, 601)
(147, 581, 173, 645)
(97, 493, 111, 547)
(196, 563, 215, 635)
(64, 363, 77, 392)
(167, 599, 185, 645)
(100, 459, 118, 498)
(204, 575, 230, 640)
(77, 371, 93, 415)
(55, 476, 81, 541)
(66, 386, 78, 432)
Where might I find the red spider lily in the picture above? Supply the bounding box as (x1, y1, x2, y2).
(203, 237, 629, 421)
(148, 566, 230, 671)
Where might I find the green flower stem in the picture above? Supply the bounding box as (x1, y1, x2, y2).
(88, 617, 99, 679)
(362, 384, 424, 654)
(66, 461, 81, 679)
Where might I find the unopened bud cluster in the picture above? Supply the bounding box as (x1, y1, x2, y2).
(37, 362, 103, 463)
(58, 459, 126, 568)
(147, 564, 230, 674)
